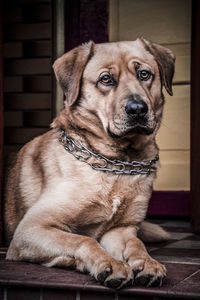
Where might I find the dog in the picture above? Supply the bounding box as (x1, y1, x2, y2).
(4, 38, 175, 289)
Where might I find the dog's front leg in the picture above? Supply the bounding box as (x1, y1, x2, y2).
(6, 212, 133, 288)
(100, 226, 166, 287)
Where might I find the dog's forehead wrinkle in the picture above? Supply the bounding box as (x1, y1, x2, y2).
(85, 41, 156, 77)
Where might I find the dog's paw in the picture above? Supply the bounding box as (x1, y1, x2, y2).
(95, 258, 133, 289)
(128, 257, 166, 287)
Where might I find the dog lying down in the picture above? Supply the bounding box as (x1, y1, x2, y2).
(4, 38, 175, 289)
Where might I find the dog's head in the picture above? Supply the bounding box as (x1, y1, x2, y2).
(53, 39, 175, 138)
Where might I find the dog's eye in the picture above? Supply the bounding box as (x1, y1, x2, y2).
(137, 70, 151, 81)
(100, 74, 113, 86)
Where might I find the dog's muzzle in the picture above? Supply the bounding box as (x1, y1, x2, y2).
(125, 95, 148, 120)
(123, 94, 153, 135)
(108, 95, 154, 138)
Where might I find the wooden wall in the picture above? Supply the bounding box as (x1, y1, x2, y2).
(109, 0, 191, 191)
(3, 0, 53, 161)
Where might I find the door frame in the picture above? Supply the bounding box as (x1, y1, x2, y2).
(190, 0, 200, 233)
(0, 0, 3, 245)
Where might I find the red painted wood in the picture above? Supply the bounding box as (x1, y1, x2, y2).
(81, 291, 114, 300)
(65, 0, 108, 52)
(7, 287, 40, 300)
(190, 0, 200, 233)
(148, 191, 190, 216)
(43, 289, 76, 300)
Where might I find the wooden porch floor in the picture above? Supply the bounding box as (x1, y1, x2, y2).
(0, 219, 200, 300)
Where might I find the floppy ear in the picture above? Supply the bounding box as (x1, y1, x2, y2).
(53, 41, 94, 106)
(140, 38, 175, 96)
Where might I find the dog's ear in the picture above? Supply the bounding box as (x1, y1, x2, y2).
(53, 41, 94, 106)
(140, 38, 175, 96)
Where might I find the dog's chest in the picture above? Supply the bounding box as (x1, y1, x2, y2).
(112, 196, 121, 215)
(73, 174, 146, 238)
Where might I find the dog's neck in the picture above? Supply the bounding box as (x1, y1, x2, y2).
(59, 129, 159, 175)
(52, 108, 159, 162)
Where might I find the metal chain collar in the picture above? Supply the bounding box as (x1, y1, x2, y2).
(59, 130, 159, 175)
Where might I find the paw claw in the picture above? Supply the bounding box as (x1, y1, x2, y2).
(106, 278, 124, 289)
(97, 267, 112, 283)
(135, 274, 152, 286)
(149, 275, 165, 287)
(124, 278, 134, 288)
(133, 268, 142, 278)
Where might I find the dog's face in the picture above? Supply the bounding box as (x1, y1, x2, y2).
(53, 39, 175, 139)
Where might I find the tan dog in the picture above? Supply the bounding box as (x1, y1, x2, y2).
(4, 38, 175, 289)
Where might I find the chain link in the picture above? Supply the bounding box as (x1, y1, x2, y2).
(59, 130, 159, 175)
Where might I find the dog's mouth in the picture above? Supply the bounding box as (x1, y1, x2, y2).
(129, 125, 154, 135)
(107, 124, 154, 138)
(107, 111, 156, 138)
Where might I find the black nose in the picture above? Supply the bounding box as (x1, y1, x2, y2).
(125, 95, 148, 118)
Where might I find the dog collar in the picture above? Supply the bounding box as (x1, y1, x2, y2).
(59, 130, 159, 175)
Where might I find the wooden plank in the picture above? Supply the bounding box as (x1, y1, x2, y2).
(166, 43, 190, 83)
(4, 111, 23, 127)
(4, 42, 23, 58)
(16, 0, 50, 3)
(154, 150, 190, 191)
(23, 4, 51, 22)
(3, 77, 23, 92)
(43, 289, 76, 300)
(4, 41, 52, 58)
(110, 0, 191, 44)
(3, 6, 22, 22)
(24, 41, 52, 57)
(5, 23, 51, 40)
(24, 76, 51, 92)
(157, 85, 190, 150)
(5, 128, 49, 144)
(1, 258, 200, 298)
(7, 287, 41, 300)
(24, 111, 51, 127)
(5, 58, 51, 75)
(109, 0, 119, 43)
(4, 93, 51, 110)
